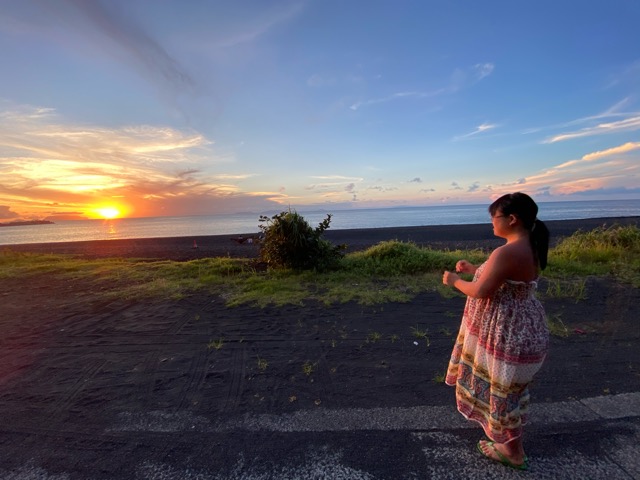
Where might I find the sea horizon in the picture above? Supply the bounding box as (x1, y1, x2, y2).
(2, 198, 640, 246)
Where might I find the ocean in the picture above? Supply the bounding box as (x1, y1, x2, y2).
(1, 199, 639, 246)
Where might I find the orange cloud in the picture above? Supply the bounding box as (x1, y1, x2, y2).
(0, 106, 283, 219)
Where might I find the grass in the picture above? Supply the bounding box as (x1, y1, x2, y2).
(2, 224, 638, 307)
(410, 325, 431, 346)
(256, 356, 268, 372)
(366, 331, 383, 343)
(545, 224, 640, 287)
(207, 338, 225, 350)
(546, 313, 570, 338)
(302, 361, 315, 376)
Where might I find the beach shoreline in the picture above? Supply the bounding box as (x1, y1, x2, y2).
(3, 215, 638, 260)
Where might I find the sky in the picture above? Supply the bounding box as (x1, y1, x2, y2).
(1, 0, 639, 221)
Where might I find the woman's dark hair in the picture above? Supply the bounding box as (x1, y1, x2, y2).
(489, 192, 550, 269)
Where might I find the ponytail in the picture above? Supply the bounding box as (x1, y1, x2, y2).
(531, 219, 549, 270)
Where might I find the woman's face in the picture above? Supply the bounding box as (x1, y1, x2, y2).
(491, 210, 510, 237)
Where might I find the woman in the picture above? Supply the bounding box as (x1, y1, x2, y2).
(442, 192, 550, 471)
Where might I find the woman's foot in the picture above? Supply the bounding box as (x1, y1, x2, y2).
(477, 440, 528, 470)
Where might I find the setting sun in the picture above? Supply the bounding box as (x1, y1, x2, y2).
(96, 207, 121, 219)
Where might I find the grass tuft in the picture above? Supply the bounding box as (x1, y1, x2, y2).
(547, 225, 640, 286)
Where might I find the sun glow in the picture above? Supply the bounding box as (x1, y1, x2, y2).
(95, 206, 122, 219)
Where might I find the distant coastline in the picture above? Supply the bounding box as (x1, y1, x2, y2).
(0, 220, 54, 227)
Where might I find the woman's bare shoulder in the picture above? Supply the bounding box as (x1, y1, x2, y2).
(491, 242, 537, 280)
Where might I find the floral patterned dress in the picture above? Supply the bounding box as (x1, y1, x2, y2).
(445, 261, 549, 444)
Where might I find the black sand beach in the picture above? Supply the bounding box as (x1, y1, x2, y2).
(4, 216, 639, 260)
(1, 217, 639, 478)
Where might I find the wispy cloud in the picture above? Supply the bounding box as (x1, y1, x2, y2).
(211, 1, 305, 48)
(498, 141, 640, 198)
(539, 97, 640, 143)
(68, 0, 195, 92)
(350, 63, 494, 111)
(453, 123, 498, 140)
(350, 90, 446, 111)
(582, 142, 640, 161)
(473, 63, 495, 81)
(0, 105, 283, 218)
(545, 116, 640, 143)
(605, 60, 640, 89)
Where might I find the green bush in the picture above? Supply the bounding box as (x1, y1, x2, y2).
(547, 224, 640, 285)
(258, 210, 344, 271)
(342, 240, 486, 276)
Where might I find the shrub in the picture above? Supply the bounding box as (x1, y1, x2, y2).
(258, 210, 344, 271)
(547, 224, 640, 285)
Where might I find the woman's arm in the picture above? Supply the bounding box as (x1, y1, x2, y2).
(443, 248, 511, 298)
(455, 260, 477, 275)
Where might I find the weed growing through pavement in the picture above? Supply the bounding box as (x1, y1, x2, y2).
(411, 325, 431, 346)
(207, 338, 225, 350)
(257, 356, 268, 371)
(302, 361, 315, 376)
(547, 313, 570, 337)
(367, 331, 382, 343)
(389, 334, 399, 343)
(544, 277, 587, 303)
(432, 372, 446, 383)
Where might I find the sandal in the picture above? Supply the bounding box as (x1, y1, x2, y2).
(477, 440, 529, 471)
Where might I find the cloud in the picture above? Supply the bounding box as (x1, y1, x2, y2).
(209, 1, 305, 48)
(350, 90, 446, 111)
(582, 141, 640, 161)
(473, 63, 495, 81)
(560, 186, 640, 197)
(0, 205, 19, 220)
(409, 177, 422, 183)
(450, 182, 462, 190)
(496, 141, 640, 199)
(545, 116, 640, 143)
(454, 123, 498, 140)
(467, 182, 480, 193)
(350, 63, 494, 111)
(450, 62, 495, 91)
(0, 105, 283, 218)
(1, 0, 198, 100)
(605, 60, 640, 89)
(70, 0, 195, 91)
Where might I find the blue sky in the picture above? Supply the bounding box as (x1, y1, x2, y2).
(1, 0, 639, 220)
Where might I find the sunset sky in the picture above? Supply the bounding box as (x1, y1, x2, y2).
(1, 1, 639, 221)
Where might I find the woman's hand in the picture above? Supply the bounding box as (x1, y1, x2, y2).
(443, 270, 460, 287)
(455, 260, 476, 275)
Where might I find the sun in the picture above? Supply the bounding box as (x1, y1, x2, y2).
(96, 206, 121, 219)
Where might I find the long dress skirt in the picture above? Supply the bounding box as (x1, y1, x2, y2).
(445, 262, 549, 444)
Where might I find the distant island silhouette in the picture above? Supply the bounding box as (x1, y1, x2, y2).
(0, 220, 54, 227)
